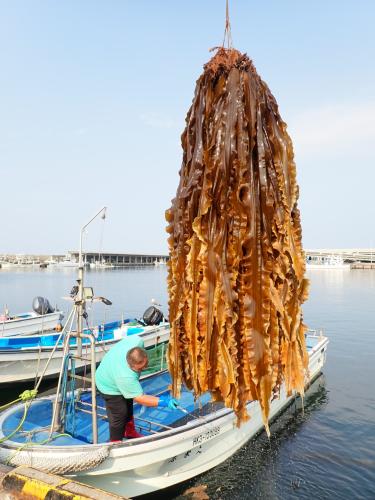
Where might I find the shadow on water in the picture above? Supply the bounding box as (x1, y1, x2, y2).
(141, 374, 328, 500)
(1, 379, 59, 407)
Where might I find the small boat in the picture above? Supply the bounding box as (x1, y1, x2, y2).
(0, 209, 329, 497)
(0, 316, 169, 385)
(0, 299, 63, 337)
(89, 260, 114, 269)
(55, 257, 79, 268)
(0, 330, 328, 498)
(154, 258, 167, 267)
(0, 261, 16, 269)
(306, 255, 351, 269)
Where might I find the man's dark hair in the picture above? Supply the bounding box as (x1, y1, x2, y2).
(126, 347, 148, 366)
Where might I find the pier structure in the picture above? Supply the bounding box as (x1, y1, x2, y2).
(0, 252, 169, 267)
(305, 249, 375, 264)
(68, 251, 169, 267)
(0, 464, 125, 499)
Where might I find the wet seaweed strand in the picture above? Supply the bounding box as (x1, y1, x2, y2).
(166, 48, 309, 432)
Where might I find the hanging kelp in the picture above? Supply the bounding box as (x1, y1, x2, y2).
(166, 48, 309, 432)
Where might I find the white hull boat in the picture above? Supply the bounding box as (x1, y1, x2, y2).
(306, 255, 350, 269)
(0, 320, 170, 384)
(0, 331, 328, 498)
(0, 310, 63, 337)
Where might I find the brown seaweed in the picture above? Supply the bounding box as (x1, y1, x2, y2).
(166, 48, 309, 432)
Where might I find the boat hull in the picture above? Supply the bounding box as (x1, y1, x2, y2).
(0, 324, 170, 384)
(0, 334, 328, 498)
(306, 264, 350, 269)
(0, 311, 63, 337)
(74, 336, 328, 497)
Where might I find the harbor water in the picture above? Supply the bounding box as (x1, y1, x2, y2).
(0, 267, 374, 499)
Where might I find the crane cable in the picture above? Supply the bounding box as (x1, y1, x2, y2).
(222, 0, 233, 49)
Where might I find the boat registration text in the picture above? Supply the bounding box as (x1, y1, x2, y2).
(193, 426, 220, 446)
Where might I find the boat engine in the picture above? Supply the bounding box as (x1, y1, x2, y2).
(142, 306, 164, 326)
(32, 296, 55, 315)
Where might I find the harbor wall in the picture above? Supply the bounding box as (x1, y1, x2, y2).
(0, 465, 126, 499)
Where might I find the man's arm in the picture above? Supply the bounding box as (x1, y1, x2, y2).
(133, 394, 158, 406)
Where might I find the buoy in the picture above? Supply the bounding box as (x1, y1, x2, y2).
(55, 323, 63, 332)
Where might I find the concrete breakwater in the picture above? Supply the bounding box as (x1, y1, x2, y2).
(306, 248, 375, 263)
(0, 464, 125, 499)
(0, 251, 169, 268)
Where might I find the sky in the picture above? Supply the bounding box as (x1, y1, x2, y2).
(0, 1, 374, 255)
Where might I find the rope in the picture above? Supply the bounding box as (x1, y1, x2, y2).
(5, 432, 72, 466)
(222, 0, 233, 49)
(0, 390, 38, 444)
(34, 344, 42, 389)
(0, 390, 37, 412)
(1, 445, 110, 474)
(65, 357, 76, 436)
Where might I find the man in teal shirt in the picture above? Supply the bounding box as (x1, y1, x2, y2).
(96, 334, 178, 442)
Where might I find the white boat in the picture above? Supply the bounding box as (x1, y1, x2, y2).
(154, 258, 167, 267)
(0, 309, 63, 337)
(89, 260, 114, 269)
(0, 209, 328, 497)
(306, 255, 350, 269)
(0, 261, 16, 269)
(56, 257, 79, 268)
(45, 257, 59, 266)
(0, 318, 170, 384)
(0, 330, 328, 498)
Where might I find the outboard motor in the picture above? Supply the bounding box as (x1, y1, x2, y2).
(142, 306, 163, 326)
(32, 296, 55, 315)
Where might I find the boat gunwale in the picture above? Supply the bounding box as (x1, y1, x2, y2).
(0, 335, 329, 453)
(0, 323, 170, 353)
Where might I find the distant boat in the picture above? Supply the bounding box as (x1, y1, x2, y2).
(306, 255, 351, 269)
(56, 258, 79, 268)
(0, 262, 15, 269)
(154, 258, 167, 267)
(0, 317, 169, 385)
(0, 299, 63, 337)
(45, 257, 59, 266)
(89, 260, 114, 269)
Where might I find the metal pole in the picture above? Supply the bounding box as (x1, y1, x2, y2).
(77, 206, 107, 357)
(160, 342, 165, 372)
(90, 335, 98, 444)
(49, 306, 77, 435)
(76, 265, 84, 358)
(79, 332, 98, 444)
(35, 305, 75, 392)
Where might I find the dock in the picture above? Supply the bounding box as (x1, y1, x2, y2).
(306, 248, 375, 264)
(306, 248, 375, 269)
(350, 262, 375, 269)
(68, 251, 168, 267)
(0, 464, 126, 500)
(0, 251, 169, 268)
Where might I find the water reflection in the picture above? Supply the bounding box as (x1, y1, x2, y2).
(145, 374, 328, 500)
(1, 268, 375, 498)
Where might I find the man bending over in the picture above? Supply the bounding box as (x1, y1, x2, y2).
(96, 334, 178, 442)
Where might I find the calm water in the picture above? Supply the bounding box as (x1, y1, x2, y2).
(0, 267, 374, 499)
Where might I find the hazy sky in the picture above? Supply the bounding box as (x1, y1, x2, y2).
(1, 1, 374, 255)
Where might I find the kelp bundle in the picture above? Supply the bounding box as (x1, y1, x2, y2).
(166, 48, 309, 431)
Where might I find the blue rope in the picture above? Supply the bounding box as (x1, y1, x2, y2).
(60, 354, 69, 427)
(65, 356, 76, 436)
(60, 354, 76, 437)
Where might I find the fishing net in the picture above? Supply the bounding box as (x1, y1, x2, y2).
(166, 48, 309, 432)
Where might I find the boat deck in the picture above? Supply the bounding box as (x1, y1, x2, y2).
(2, 371, 213, 446)
(1, 334, 321, 447)
(0, 321, 144, 351)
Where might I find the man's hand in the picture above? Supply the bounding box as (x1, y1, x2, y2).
(158, 394, 180, 409)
